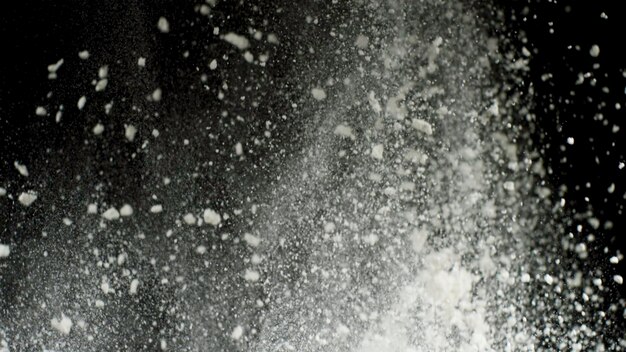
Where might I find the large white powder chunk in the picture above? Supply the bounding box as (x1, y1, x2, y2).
(203, 208, 221, 226)
(14, 161, 29, 177)
(50, 314, 72, 335)
(129, 279, 139, 295)
(183, 213, 196, 225)
(102, 207, 120, 220)
(411, 119, 433, 135)
(77, 96, 87, 110)
(125, 125, 137, 142)
(244, 269, 260, 282)
(243, 233, 261, 247)
(231, 325, 244, 340)
(157, 17, 170, 33)
(311, 87, 327, 101)
(223, 33, 250, 50)
(120, 204, 133, 217)
(18, 192, 37, 206)
(371, 144, 384, 160)
(150, 205, 163, 213)
(0, 244, 10, 258)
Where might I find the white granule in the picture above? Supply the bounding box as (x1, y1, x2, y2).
(183, 213, 196, 225)
(521, 273, 531, 283)
(324, 222, 336, 233)
(93, 123, 104, 135)
(101, 207, 120, 220)
(0, 244, 10, 258)
(231, 325, 244, 340)
(151, 88, 162, 102)
(125, 124, 137, 142)
(119, 204, 133, 217)
(267, 33, 279, 44)
(47, 58, 64, 73)
(129, 279, 139, 295)
(243, 233, 261, 247)
(195, 245, 207, 254)
(203, 208, 221, 226)
(589, 44, 600, 57)
(0, 187, 6, 196)
(14, 161, 29, 177)
(209, 59, 217, 70)
(411, 118, 433, 135)
(244, 269, 260, 282)
(18, 192, 37, 206)
(87, 203, 98, 214)
(503, 181, 515, 191)
(35, 106, 47, 116)
(77, 96, 87, 110)
(157, 17, 170, 33)
(333, 124, 355, 140)
(98, 66, 108, 79)
(78, 50, 90, 60)
(50, 314, 72, 335)
(544, 274, 554, 285)
(150, 205, 163, 213)
(311, 87, 327, 101)
(223, 32, 250, 50)
(235, 142, 243, 155)
(95, 78, 108, 92)
(243, 51, 254, 63)
(355, 34, 369, 49)
(138, 57, 146, 67)
(614, 275, 624, 285)
(371, 144, 384, 160)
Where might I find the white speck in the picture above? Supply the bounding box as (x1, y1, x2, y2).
(608, 183, 615, 194)
(0, 187, 6, 196)
(129, 279, 139, 295)
(35, 106, 47, 116)
(620, 162, 625, 170)
(98, 66, 108, 79)
(18, 192, 37, 206)
(47, 58, 64, 73)
(243, 51, 254, 63)
(102, 207, 120, 220)
(183, 213, 196, 225)
(231, 325, 244, 340)
(243, 233, 261, 247)
(95, 78, 108, 92)
(324, 222, 336, 233)
(203, 208, 221, 226)
(50, 314, 72, 335)
(334, 124, 355, 140)
(267, 33, 279, 44)
(544, 274, 554, 285)
(138, 57, 146, 67)
(503, 181, 515, 191)
(244, 269, 260, 282)
(77, 96, 87, 110)
(125, 124, 137, 142)
(120, 204, 133, 217)
(368, 91, 382, 114)
(566, 137, 574, 145)
(157, 17, 170, 33)
(14, 161, 29, 177)
(235, 142, 243, 156)
(62, 218, 73, 226)
(614, 275, 624, 285)
(93, 123, 105, 135)
(610, 256, 619, 264)
(355, 34, 369, 49)
(95, 300, 105, 308)
(55, 110, 62, 122)
(521, 273, 531, 283)
(209, 59, 218, 70)
(371, 144, 384, 160)
(195, 245, 207, 254)
(150, 205, 163, 213)
(151, 88, 162, 102)
(311, 87, 327, 101)
(223, 32, 250, 50)
(411, 119, 433, 135)
(78, 50, 90, 60)
(0, 244, 10, 258)
(160, 339, 167, 351)
(590, 45, 600, 57)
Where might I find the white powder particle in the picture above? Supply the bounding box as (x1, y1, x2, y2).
(35, 106, 47, 116)
(95, 79, 108, 92)
(196, 245, 207, 254)
(157, 17, 170, 33)
(129, 279, 139, 295)
(544, 274, 554, 285)
(355, 34, 369, 49)
(231, 325, 244, 340)
(0, 244, 10, 258)
(203, 208, 221, 226)
(243, 51, 254, 63)
(93, 123, 105, 135)
(102, 207, 120, 220)
(98, 66, 108, 79)
(47, 58, 64, 73)
(87, 203, 98, 214)
(311, 87, 327, 101)
(521, 273, 531, 283)
(18, 192, 37, 206)
(503, 181, 515, 191)
(243, 233, 261, 247)
(125, 125, 137, 142)
(411, 119, 433, 135)
(152, 88, 162, 102)
(77, 96, 87, 110)
(209, 59, 218, 70)
(78, 50, 90, 60)
(244, 269, 260, 282)
(223, 32, 250, 50)
(590, 44, 600, 58)
(14, 161, 29, 177)
(138, 57, 146, 67)
(324, 222, 336, 233)
(183, 213, 196, 225)
(371, 144, 384, 160)
(50, 314, 72, 335)
(566, 137, 575, 145)
(120, 204, 133, 217)
(614, 275, 624, 285)
(267, 33, 279, 44)
(150, 205, 163, 213)
(333, 124, 355, 140)
(235, 142, 243, 156)
(0, 187, 6, 196)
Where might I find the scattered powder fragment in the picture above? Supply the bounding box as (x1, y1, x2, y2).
(87, 203, 98, 214)
(231, 325, 244, 340)
(209, 59, 218, 70)
(151, 88, 162, 102)
(119, 204, 133, 217)
(50, 314, 72, 335)
(544, 274, 554, 285)
(150, 205, 163, 213)
(78, 50, 90, 60)
(311, 87, 327, 101)
(47, 58, 64, 73)
(566, 137, 574, 145)
(411, 119, 433, 135)
(607, 183, 615, 194)
(0, 187, 6, 196)
(157, 17, 170, 33)
(521, 273, 531, 283)
(93, 123, 105, 135)
(266, 33, 279, 44)
(243, 233, 261, 247)
(590, 44, 600, 57)
(77, 96, 87, 110)
(125, 125, 137, 142)
(13, 161, 29, 177)
(333, 124, 355, 140)
(371, 144, 384, 160)
(55, 110, 62, 122)
(98, 66, 108, 79)
(18, 192, 37, 206)
(223, 32, 250, 50)
(160, 339, 167, 351)
(323, 222, 336, 233)
(35, 106, 47, 116)
(244, 269, 260, 282)
(355, 34, 369, 49)
(195, 245, 207, 255)
(129, 279, 139, 295)
(101, 207, 120, 220)
(62, 218, 73, 226)
(138, 57, 146, 67)
(95, 78, 108, 92)
(614, 275, 624, 285)
(203, 208, 221, 226)
(243, 51, 254, 63)
(235, 142, 243, 156)
(183, 213, 196, 225)
(0, 244, 10, 258)
(503, 181, 515, 191)
(368, 91, 382, 114)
